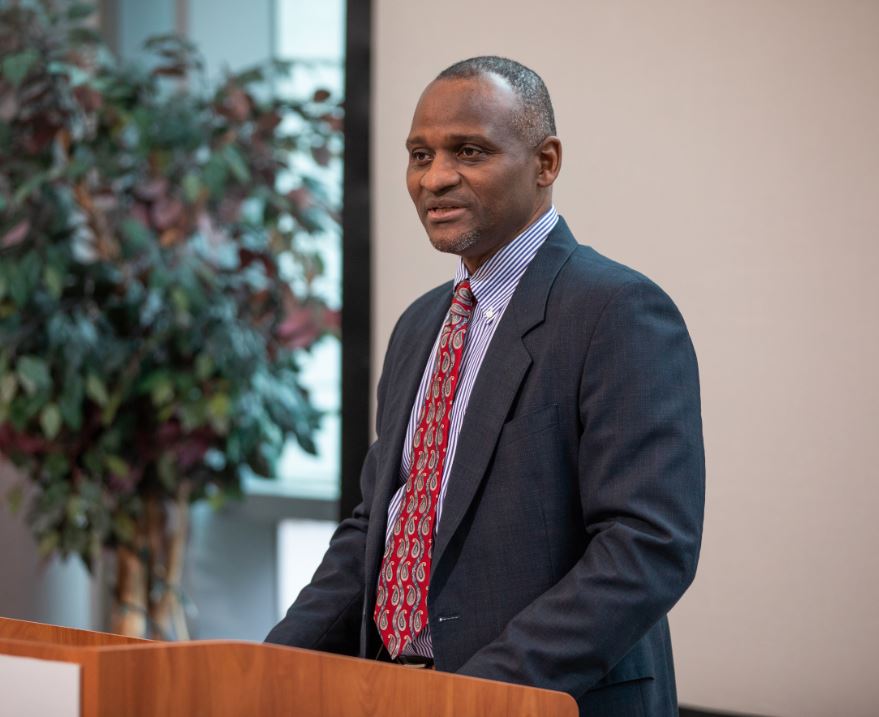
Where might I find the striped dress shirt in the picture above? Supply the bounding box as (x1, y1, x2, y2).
(383, 206, 559, 657)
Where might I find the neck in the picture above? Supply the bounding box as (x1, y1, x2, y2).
(461, 199, 553, 274)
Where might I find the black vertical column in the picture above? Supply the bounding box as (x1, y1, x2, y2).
(340, 0, 372, 521)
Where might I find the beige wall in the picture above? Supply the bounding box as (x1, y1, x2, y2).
(373, 1, 879, 715)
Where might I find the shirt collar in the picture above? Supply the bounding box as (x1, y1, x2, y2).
(453, 206, 559, 314)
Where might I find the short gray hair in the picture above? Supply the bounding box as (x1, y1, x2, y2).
(436, 56, 556, 146)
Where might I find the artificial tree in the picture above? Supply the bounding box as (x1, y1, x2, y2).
(0, 1, 341, 637)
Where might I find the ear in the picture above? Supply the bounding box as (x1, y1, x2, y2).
(535, 136, 562, 188)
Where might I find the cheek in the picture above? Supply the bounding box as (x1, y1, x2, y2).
(407, 172, 425, 204)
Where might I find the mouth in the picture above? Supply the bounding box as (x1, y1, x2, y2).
(425, 205, 467, 223)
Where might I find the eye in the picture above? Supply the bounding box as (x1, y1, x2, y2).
(409, 149, 431, 164)
(458, 145, 486, 160)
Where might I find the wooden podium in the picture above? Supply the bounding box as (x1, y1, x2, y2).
(0, 617, 577, 716)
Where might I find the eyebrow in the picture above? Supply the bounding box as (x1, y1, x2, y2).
(405, 133, 493, 149)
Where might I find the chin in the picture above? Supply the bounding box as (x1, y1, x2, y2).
(427, 228, 481, 257)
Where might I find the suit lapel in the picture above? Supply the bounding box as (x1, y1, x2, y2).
(431, 218, 578, 570)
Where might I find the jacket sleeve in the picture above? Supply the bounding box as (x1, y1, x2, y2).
(263, 315, 402, 653)
(263, 441, 378, 655)
(456, 278, 705, 699)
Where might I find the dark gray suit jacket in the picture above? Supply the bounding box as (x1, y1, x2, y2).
(267, 217, 705, 717)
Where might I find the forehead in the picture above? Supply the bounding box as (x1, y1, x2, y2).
(407, 74, 522, 145)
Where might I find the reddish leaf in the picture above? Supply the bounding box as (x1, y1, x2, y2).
(276, 306, 321, 350)
(1, 219, 30, 248)
(131, 201, 151, 227)
(0, 88, 18, 122)
(0, 425, 47, 454)
(218, 85, 251, 122)
(152, 64, 186, 78)
(159, 228, 185, 247)
(320, 112, 343, 132)
(150, 196, 184, 231)
(217, 197, 242, 224)
(311, 144, 331, 167)
(256, 110, 282, 133)
(134, 177, 169, 202)
(312, 88, 331, 103)
(176, 433, 213, 469)
(286, 187, 311, 210)
(24, 117, 59, 154)
(73, 85, 103, 112)
(324, 308, 341, 333)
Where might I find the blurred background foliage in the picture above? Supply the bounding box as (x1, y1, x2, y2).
(0, 0, 341, 634)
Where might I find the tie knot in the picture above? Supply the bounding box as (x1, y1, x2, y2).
(453, 280, 476, 314)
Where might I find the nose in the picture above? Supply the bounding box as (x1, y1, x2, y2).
(420, 153, 460, 193)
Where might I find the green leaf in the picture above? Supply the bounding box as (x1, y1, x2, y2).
(82, 449, 103, 478)
(113, 513, 135, 543)
(44, 453, 69, 481)
(194, 354, 213, 381)
(232, 66, 266, 86)
(170, 286, 189, 315)
(179, 400, 205, 431)
(182, 172, 202, 202)
(17, 356, 51, 395)
(206, 392, 231, 433)
(100, 389, 124, 426)
(223, 145, 251, 183)
(9, 393, 43, 428)
(59, 373, 84, 430)
(39, 403, 62, 440)
(66, 3, 95, 21)
(66, 495, 86, 526)
(85, 373, 109, 406)
(0, 373, 17, 404)
(120, 218, 153, 255)
(67, 27, 103, 46)
(203, 154, 227, 196)
(43, 264, 64, 299)
(8, 250, 41, 306)
(157, 451, 176, 490)
(149, 374, 174, 406)
(207, 490, 227, 510)
(6, 485, 24, 514)
(104, 454, 129, 477)
(38, 531, 60, 557)
(2, 50, 39, 88)
(47, 61, 91, 87)
(12, 171, 49, 206)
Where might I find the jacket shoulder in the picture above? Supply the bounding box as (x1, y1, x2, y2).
(563, 243, 659, 295)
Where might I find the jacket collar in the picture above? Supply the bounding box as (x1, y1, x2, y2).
(431, 216, 577, 569)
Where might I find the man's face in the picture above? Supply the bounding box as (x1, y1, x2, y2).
(406, 74, 549, 272)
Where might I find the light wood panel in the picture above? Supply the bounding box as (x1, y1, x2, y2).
(0, 618, 577, 717)
(85, 641, 575, 717)
(0, 616, 147, 647)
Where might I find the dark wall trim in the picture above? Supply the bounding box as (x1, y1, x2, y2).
(680, 706, 774, 717)
(339, 0, 372, 521)
(98, 0, 119, 55)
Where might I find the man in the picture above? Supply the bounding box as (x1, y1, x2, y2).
(267, 56, 704, 717)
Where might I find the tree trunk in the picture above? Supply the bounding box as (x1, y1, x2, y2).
(150, 481, 191, 640)
(111, 544, 148, 637)
(111, 481, 192, 639)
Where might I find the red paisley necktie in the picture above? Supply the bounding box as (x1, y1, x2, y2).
(373, 279, 476, 658)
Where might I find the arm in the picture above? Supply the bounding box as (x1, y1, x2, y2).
(457, 279, 705, 697)
(263, 441, 378, 654)
(264, 315, 400, 653)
